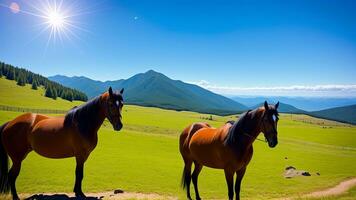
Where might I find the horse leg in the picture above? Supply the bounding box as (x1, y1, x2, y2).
(8, 161, 22, 200)
(191, 162, 203, 200)
(74, 155, 88, 198)
(7, 147, 29, 200)
(182, 159, 193, 200)
(235, 168, 246, 200)
(224, 169, 234, 200)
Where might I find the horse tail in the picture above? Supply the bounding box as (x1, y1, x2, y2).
(0, 121, 10, 194)
(181, 164, 190, 190)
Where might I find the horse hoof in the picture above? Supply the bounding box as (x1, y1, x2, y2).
(75, 192, 86, 199)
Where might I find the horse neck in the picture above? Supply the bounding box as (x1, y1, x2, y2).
(91, 97, 107, 133)
(235, 109, 264, 150)
(246, 108, 264, 146)
(77, 96, 106, 135)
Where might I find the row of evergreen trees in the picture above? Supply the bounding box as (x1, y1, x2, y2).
(0, 61, 88, 101)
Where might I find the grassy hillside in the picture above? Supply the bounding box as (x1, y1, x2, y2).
(0, 77, 83, 110)
(310, 104, 356, 125)
(1, 78, 356, 199)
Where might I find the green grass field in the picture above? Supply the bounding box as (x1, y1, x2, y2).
(0, 78, 356, 199)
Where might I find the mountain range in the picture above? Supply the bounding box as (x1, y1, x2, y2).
(50, 70, 247, 115)
(49, 70, 356, 124)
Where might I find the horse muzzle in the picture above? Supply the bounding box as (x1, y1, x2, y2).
(267, 138, 278, 148)
(113, 123, 123, 131)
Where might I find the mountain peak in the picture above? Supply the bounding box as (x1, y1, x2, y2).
(146, 69, 156, 73)
(141, 69, 170, 80)
(144, 69, 161, 75)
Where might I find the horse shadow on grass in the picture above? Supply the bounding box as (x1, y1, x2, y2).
(25, 194, 103, 200)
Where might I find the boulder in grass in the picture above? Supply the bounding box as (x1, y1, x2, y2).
(284, 166, 312, 178)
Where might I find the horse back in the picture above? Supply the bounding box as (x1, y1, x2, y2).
(179, 122, 210, 156)
(187, 123, 237, 169)
(4, 112, 47, 133)
(2, 113, 49, 157)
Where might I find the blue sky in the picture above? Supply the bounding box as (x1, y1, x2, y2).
(0, 0, 356, 96)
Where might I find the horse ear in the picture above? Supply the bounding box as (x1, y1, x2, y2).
(275, 101, 279, 110)
(120, 88, 124, 94)
(264, 101, 269, 111)
(108, 87, 113, 97)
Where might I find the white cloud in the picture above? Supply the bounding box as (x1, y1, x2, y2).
(187, 80, 356, 97)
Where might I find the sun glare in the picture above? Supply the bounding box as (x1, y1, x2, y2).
(47, 11, 65, 28)
(1, 0, 91, 49)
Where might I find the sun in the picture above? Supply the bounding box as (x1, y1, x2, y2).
(47, 11, 65, 28)
(1, 0, 91, 49)
(0, 0, 94, 51)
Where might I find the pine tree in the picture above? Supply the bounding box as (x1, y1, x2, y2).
(6, 68, 15, 80)
(45, 86, 53, 98)
(52, 87, 58, 100)
(67, 91, 73, 101)
(61, 90, 67, 99)
(31, 81, 38, 90)
(17, 75, 26, 86)
(0, 62, 4, 77)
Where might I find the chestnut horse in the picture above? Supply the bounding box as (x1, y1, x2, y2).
(180, 101, 279, 200)
(0, 87, 124, 200)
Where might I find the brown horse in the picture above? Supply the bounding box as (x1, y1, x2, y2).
(180, 101, 279, 200)
(0, 87, 124, 200)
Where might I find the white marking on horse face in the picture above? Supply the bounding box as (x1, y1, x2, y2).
(272, 114, 277, 122)
(116, 100, 120, 107)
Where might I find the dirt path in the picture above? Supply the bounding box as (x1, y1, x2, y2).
(302, 177, 356, 198)
(15, 191, 177, 200)
(277, 177, 356, 200)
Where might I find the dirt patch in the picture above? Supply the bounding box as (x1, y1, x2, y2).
(283, 166, 314, 178)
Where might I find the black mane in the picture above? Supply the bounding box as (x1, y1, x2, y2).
(64, 96, 102, 137)
(224, 110, 252, 149)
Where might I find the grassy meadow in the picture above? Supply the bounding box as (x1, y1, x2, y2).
(0, 78, 356, 199)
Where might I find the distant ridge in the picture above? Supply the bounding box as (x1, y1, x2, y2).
(49, 70, 247, 115)
(232, 96, 356, 111)
(309, 104, 356, 125)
